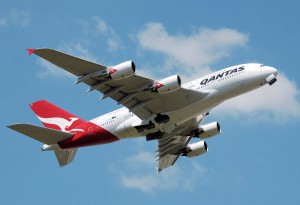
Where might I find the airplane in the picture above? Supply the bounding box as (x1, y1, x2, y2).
(7, 48, 278, 172)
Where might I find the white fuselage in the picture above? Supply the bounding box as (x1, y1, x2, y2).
(90, 63, 277, 140)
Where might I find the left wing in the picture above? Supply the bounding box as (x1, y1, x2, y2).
(157, 135, 192, 172)
(156, 114, 207, 172)
(30, 48, 209, 120)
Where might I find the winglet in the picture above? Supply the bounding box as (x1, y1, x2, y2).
(27, 48, 36, 55)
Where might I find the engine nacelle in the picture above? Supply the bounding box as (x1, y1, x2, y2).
(183, 141, 208, 158)
(198, 122, 221, 139)
(154, 75, 181, 94)
(108, 61, 135, 80)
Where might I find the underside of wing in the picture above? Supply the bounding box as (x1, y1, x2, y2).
(156, 116, 207, 172)
(105, 86, 208, 119)
(32, 48, 106, 76)
(157, 135, 191, 172)
(158, 154, 180, 172)
(30, 48, 209, 119)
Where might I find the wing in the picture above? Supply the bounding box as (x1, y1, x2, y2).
(31, 48, 209, 119)
(156, 114, 206, 172)
(157, 135, 192, 172)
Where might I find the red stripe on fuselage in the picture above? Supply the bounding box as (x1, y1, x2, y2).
(58, 122, 119, 149)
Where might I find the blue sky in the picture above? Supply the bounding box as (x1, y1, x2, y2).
(1, 0, 300, 204)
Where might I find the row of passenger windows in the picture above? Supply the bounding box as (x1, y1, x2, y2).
(100, 119, 115, 126)
(99, 111, 134, 126)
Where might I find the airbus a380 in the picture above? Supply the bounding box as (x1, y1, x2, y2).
(8, 48, 278, 172)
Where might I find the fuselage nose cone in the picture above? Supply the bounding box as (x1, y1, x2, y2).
(269, 66, 278, 76)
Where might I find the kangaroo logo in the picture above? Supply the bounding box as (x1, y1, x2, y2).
(37, 116, 84, 132)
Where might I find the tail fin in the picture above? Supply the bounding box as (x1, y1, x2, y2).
(30, 100, 86, 132)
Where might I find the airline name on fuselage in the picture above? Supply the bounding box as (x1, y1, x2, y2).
(200, 66, 245, 85)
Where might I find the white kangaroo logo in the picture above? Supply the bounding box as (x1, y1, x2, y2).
(37, 116, 84, 132)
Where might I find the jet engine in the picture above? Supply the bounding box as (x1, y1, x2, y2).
(190, 122, 221, 139)
(199, 122, 221, 139)
(108, 61, 136, 80)
(182, 141, 208, 158)
(154, 75, 181, 94)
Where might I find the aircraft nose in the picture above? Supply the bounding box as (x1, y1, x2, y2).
(268, 66, 278, 76)
(264, 66, 278, 86)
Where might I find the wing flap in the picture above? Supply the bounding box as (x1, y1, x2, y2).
(7, 123, 74, 144)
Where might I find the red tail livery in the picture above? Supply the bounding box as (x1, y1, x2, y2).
(30, 100, 86, 133)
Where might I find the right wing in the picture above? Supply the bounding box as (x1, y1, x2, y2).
(31, 48, 210, 120)
(28, 48, 106, 76)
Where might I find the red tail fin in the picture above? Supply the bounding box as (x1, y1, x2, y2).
(30, 100, 86, 132)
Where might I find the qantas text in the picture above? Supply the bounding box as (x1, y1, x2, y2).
(200, 66, 245, 85)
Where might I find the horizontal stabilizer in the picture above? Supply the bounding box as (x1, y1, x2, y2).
(7, 123, 74, 144)
(54, 148, 78, 167)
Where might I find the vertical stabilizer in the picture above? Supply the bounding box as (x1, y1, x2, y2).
(30, 100, 86, 133)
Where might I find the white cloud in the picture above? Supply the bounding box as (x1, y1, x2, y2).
(10, 10, 30, 27)
(137, 23, 248, 76)
(107, 38, 120, 51)
(94, 17, 109, 33)
(111, 150, 211, 194)
(125, 151, 156, 168)
(110, 140, 247, 194)
(121, 173, 158, 194)
(0, 10, 30, 28)
(81, 16, 122, 51)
